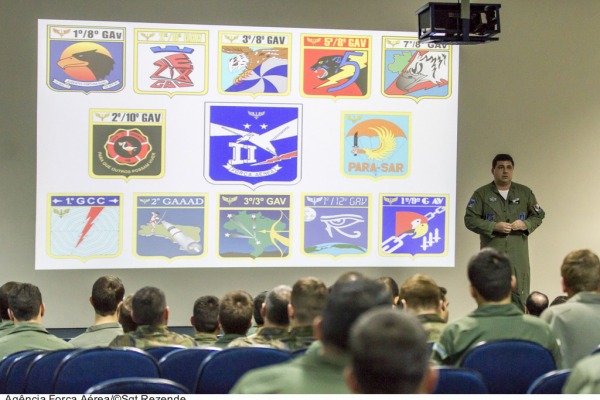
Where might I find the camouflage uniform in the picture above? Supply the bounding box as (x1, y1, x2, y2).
(194, 332, 218, 347)
(213, 333, 245, 349)
(109, 324, 196, 349)
(280, 325, 315, 351)
(417, 313, 446, 342)
(228, 326, 287, 350)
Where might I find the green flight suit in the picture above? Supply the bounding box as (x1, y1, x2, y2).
(0, 322, 72, 359)
(464, 181, 545, 308)
(432, 303, 561, 367)
(563, 353, 600, 393)
(109, 324, 196, 349)
(417, 313, 446, 342)
(69, 322, 123, 348)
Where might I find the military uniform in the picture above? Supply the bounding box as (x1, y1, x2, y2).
(464, 181, 545, 308)
(281, 325, 316, 351)
(228, 326, 287, 350)
(69, 322, 123, 348)
(194, 332, 218, 347)
(0, 322, 72, 359)
(417, 313, 446, 342)
(0, 320, 14, 338)
(109, 324, 196, 349)
(563, 353, 600, 394)
(212, 333, 245, 349)
(540, 292, 600, 368)
(432, 303, 561, 367)
(230, 345, 351, 394)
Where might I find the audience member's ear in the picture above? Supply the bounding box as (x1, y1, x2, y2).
(164, 305, 170, 324)
(313, 316, 323, 341)
(89, 296, 94, 307)
(40, 303, 45, 318)
(287, 303, 295, 319)
(560, 277, 568, 294)
(400, 298, 407, 309)
(190, 316, 195, 327)
(260, 302, 267, 319)
(7, 309, 14, 322)
(419, 365, 439, 394)
(511, 275, 517, 291)
(343, 366, 361, 394)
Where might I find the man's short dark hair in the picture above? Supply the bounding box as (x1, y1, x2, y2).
(492, 153, 514, 169)
(219, 290, 253, 335)
(525, 291, 549, 316)
(265, 285, 291, 326)
(91, 276, 125, 316)
(253, 291, 267, 326)
(8, 283, 43, 322)
(467, 248, 512, 301)
(192, 295, 219, 333)
(291, 277, 328, 325)
(321, 279, 391, 351)
(560, 249, 600, 294)
(132, 286, 167, 326)
(400, 274, 441, 310)
(349, 307, 430, 394)
(0, 282, 20, 320)
(119, 294, 137, 333)
(376, 276, 400, 305)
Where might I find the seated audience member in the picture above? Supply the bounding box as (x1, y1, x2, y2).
(432, 248, 561, 366)
(550, 295, 568, 306)
(0, 281, 19, 337)
(247, 291, 267, 337)
(400, 274, 446, 341)
(109, 286, 196, 349)
(118, 294, 137, 333)
(541, 249, 600, 368)
(70, 276, 125, 347)
(563, 354, 600, 394)
(439, 286, 450, 321)
(229, 285, 291, 349)
(213, 290, 254, 349)
(345, 307, 437, 394)
(230, 279, 391, 394)
(281, 277, 328, 351)
(191, 295, 220, 346)
(376, 276, 400, 306)
(525, 291, 549, 316)
(0, 283, 72, 358)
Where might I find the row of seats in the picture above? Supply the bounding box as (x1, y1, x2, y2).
(0, 346, 291, 394)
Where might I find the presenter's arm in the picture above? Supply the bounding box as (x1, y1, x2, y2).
(522, 190, 545, 235)
(464, 191, 496, 238)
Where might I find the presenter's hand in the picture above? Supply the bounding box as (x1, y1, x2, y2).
(511, 220, 527, 231)
(494, 222, 512, 234)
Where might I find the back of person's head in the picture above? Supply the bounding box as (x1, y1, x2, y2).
(560, 249, 600, 294)
(119, 294, 137, 333)
(335, 271, 366, 285)
(290, 277, 328, 325)
(525, 291, 549, 316)
(376, 276, 400, 305)
(264, 285, 292, 326)
(321, 279, 391, 351)
(91, 276, 125, 316)
(468, 248, 512, 301)
(399, 274, 442, 312)
(0, 281, 20, 321)
(550, 295, 568, 306)
(132, 286, 167, 326)
(192, 295, 220, 333)
(8, 283, 43, 322)
(347, 307, 434, 394)
(219, 290, 253, 335)
(492, 153, 514, 168)
(253, 291, 267, 326)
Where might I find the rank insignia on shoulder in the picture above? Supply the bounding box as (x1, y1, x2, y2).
(467, 198, 475, 208)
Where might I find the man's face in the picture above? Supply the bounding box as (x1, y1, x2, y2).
(492, 160, 514, 187)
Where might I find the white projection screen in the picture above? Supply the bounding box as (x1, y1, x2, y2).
(35, 19, 459, 270)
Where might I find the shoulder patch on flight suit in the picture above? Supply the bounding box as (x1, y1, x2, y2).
(534, 204, 542, 212)
(467, 198, 475, 208)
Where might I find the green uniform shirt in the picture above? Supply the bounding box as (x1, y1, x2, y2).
(464, 181, 545, 308)
(109, 324, 196, 349)
(540, 292, 600, 368)
(432, 303, 561, 367)
(280, 325, 315, 351)
(228, 326, 287, 350)
(0, 322, 72, 359)
(230, 347, 351, 394)
(0, 321, 14, 338)
(69, 322, 123, 348)
(563, 353, 600, 394)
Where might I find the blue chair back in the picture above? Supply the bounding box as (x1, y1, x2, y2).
(145, 345, 186, 361)
(86, 377, 189, 394)
(52, 347, 160, 394)
(0, 350, 42, 393)
(23, 349, 75, 394)
(527, 369, 571, 394)
(159, 347, 218, 393)
(433, 366, 488, 394)
(5, 350, 45, 394)
(460, 339, 556, 394)
(195, 347, 292, 393)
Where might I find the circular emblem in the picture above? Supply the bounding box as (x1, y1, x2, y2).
(104, 128, 152, 166)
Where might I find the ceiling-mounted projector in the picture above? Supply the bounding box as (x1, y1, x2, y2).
(417, 2, 501, 44)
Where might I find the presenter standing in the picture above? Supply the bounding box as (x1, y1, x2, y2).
(464, 154, 545, 310)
